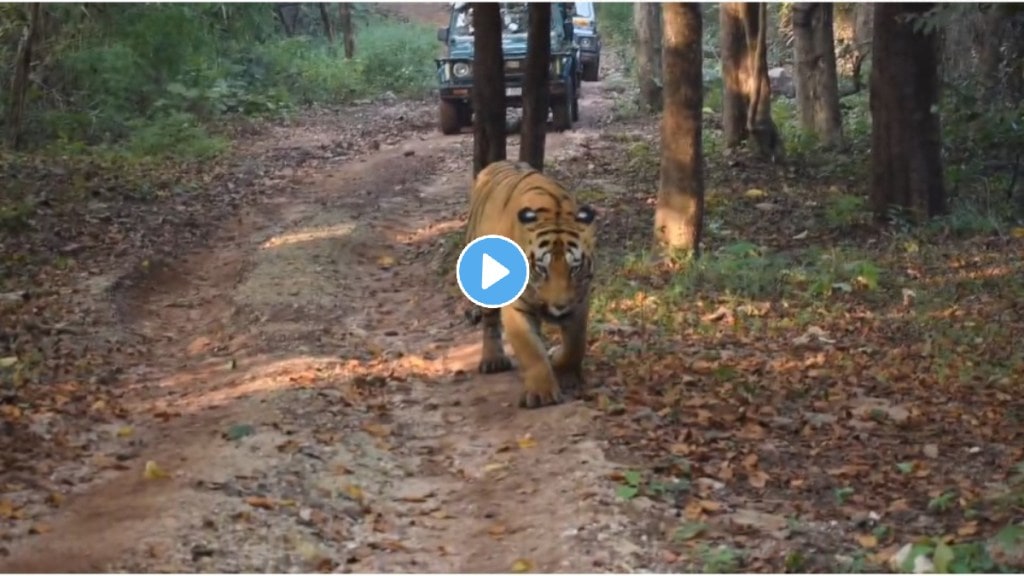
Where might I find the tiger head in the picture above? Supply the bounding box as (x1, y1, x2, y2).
(515, 197, 597, 321)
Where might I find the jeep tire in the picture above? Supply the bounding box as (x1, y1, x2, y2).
(439, 100, 462, 135)
(582, 59, 600, 82)
(552, 82, 574, 132)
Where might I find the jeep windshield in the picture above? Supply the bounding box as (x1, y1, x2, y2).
(450, 2, 533, 37)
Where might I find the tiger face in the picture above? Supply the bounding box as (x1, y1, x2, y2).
(517, 204, 597, 321)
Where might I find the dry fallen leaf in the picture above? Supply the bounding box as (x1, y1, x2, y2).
(483, 462, 508, 473)
(0, 499, 21, 519)
(511, 558, 533, 573)
(856, 533, 878, 549)
(28, 523, 52, 535)
(362, 422, 392, 437)
(957, 521, 979, 537)
(488, 524, 508, 537)
(245, 496, 276, 510)
(517, 434, 537, 449)
(344, 484, 365, 503)
(47, 492, 65, 508)
(116, 426, 134, 438)
(143, 460, 169, 480)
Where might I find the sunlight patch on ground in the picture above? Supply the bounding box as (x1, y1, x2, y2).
(260, 222, 357, 249)
(130, 341, 486, 415)
(397, 218, 465, 245)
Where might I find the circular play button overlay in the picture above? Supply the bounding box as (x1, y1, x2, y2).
(456, 234, 530, 309)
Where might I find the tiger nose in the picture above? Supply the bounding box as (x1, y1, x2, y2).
(548, 304, 572, 319)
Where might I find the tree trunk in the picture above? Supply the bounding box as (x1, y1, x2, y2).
(472, 3, 507, 177)
(976, 4, 1007, 100)
(870, 3, 946, 223)
(792, 3, 842, 147)
(849, 3, 872, 93)
(634, 3, 662, 112)
(656, 3, 704, 255)
(6, 2, 42, 150)
(520, 3, 551, 171)
(318, 3, 335, 44)
(720, 3, 783, 160)
(338, 3, 355, 59)
(275, 3, 297, 36)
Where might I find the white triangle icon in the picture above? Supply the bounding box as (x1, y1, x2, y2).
(481, 253, 510, 291)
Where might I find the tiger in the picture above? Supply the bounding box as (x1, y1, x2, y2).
(463, 160, 598, 409)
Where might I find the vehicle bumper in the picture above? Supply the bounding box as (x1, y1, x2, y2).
(439, 80, 570, 106)
(579, 49, 600, 64)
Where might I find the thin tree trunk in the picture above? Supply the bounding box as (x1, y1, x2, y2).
(318, 3, 335, 44)
(852, 2, 872, 91)
(472, 3, 507, 177)
(870, 3, 945, 222)
(338, 3, 355, 59)
(656, 3, 704, 255)
(634, 3, 662, 112)
(792, 3, 842, 147)
(720, 3, 783, 160)
(720, 2, 748, 146)
(275, 3, 296, 36)
(7, 2, 42, 150)
(520, 3, 551, 171)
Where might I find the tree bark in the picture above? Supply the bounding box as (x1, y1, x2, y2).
(338, 3, 355, 59)
(275, 3, 297, 36)
(655, 3, 704, 255)
(850, 2, 872, 92)
(472, 3, 507, 177)
(720, 3, 784, 161)
(870, 3, 946, 223)
(792, 3, 842, 147)
(520, 3, 551, 171)
(318, 3, 335, 44)
(634, 3, 662, 112)
(6, 2, 42, 150)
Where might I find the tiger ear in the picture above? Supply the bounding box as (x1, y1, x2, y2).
(575, 205, 596, 224)
(517, 208, 538, 223)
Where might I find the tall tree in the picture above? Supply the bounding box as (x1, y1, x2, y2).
(655, 3, 704, 255)
(870, 3, 946, 222)
(634, 3, 662, 112)
(792, 3, 842, 147)
(472, 3, 507, 177)
(318, 3, 335, 45)
(338, 3, 355, 59)
(520, 3, 551, 171)
(720, 3, 784, 161)
(7, 2, 42, 149)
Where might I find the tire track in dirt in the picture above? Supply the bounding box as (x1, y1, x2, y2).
(1, 77, 652, 573)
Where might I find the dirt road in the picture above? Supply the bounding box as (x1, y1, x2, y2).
(0, 65, 660, 572)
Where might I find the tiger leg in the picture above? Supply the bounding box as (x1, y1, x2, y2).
(477, 307, 513, 374)
(549, 301, 589, 393)
(501, 305, 563, 409)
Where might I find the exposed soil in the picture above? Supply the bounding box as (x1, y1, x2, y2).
(0, 40, 662, 573)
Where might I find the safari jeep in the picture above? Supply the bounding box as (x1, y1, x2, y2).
(435, 2, 581, 135)
(571, 2, 601, 82)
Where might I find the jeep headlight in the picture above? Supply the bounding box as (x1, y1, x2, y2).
(578, 37, 593, 49)
(452, 62, 471, 78)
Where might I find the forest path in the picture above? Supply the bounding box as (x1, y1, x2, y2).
(0, 66, 656, 572)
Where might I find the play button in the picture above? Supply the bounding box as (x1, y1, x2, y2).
(480, 253, 509, 290)
(456, 234, 530, 308)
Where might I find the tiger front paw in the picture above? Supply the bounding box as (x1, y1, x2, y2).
(479, 354, 513, 374)
(518, 372, 564, 409)
(547, 345, 584, 393)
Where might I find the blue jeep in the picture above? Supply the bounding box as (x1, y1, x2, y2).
(571, 2, 601, 82)
(434, 2, 581, 135)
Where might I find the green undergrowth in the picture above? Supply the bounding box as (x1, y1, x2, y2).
(2, 5, 437, 161)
